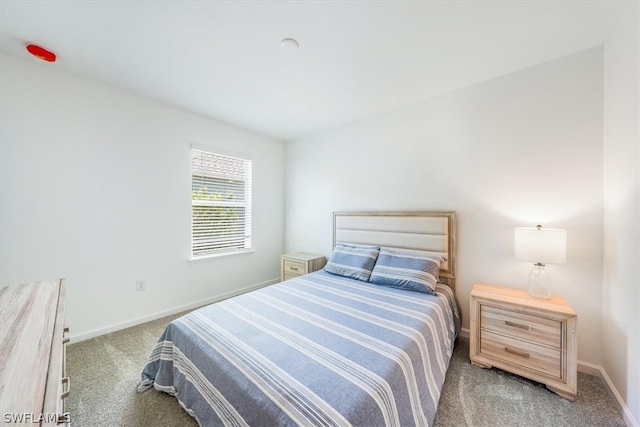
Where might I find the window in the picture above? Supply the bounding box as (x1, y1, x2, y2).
(191, 148, 252, 258)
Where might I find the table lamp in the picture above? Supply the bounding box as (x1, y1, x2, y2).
(514, 225, 567, 299)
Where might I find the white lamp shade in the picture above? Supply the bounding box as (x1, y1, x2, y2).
(514, 227, 567, 264)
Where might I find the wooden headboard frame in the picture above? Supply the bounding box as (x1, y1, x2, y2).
(333, 211, 457, 291)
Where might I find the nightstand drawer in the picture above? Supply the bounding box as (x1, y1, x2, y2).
(481, 305, 561, 349)
(470, 283, 577, 400)
(480, 330, 561, 379)
(283, 259, 306, 276)
(281, 253, 326, 282)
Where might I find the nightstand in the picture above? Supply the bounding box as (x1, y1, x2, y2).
(281, 253, 326, 281)
(469, 283, 577, 400)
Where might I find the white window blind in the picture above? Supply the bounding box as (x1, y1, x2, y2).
(191, 148, 252, 258)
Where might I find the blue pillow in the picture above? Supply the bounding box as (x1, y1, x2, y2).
(370, 248, 444, 294)
(323, 243, 380, 282)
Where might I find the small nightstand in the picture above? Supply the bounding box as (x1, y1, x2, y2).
(469, 283, 577, 400)
(281, 253, 326, 281)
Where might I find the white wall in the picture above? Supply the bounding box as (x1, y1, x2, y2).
(285, 48, 604, 365)
(603, 3, 640, 425)
(0, 53, 285, 341)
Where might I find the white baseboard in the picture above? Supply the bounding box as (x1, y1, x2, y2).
(578, 361, 639, 427)
(459, 328, 636, 426)
(70, 277, 280, 343)
(577, 360, 601, 376)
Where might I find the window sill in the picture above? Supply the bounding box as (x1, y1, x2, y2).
(188, 249, 255, 263)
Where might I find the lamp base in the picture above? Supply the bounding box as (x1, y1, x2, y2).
(528, 263, 552, 299)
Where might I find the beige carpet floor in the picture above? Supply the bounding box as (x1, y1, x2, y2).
(67, 312, 626, 427)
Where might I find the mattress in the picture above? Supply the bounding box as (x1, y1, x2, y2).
(139, 271, 460, 426)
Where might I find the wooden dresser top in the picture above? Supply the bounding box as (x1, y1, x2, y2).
(0, 280, 64, 420)
(471, 283, 576, 316)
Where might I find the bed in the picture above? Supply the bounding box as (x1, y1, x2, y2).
(139, 211, 459, 426)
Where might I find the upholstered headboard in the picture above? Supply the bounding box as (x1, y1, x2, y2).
(333, 211, 457, 290)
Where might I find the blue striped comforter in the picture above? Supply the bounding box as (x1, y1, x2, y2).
(139, 271, 460, 426)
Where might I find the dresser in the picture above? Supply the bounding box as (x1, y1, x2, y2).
(469, 283, 577, 400)
(0, 279, 70, 425)
(281, 253, 326, 281)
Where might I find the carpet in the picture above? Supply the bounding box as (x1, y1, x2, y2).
(66, 313, 625, 427)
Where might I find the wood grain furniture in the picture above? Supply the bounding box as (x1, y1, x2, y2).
(470, 283, 577, 400)
(280, 252, 326, 281)
(0, 279, 70, 426)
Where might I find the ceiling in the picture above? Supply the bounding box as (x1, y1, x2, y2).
(0, 1, 627, 141)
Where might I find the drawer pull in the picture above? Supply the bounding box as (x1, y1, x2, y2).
(289, 266, 299, 271)
(505, 320, 530, 331)
(63, 327, 70, 344)
(61, 377, 70, 399)
(505, 347, 530, 358)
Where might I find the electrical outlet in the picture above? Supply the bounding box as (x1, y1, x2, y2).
(136, 280, 146, 292)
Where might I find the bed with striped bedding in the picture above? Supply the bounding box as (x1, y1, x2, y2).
(139, 270, 460, 426)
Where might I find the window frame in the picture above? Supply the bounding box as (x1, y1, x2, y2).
(190, 145, 253, 261)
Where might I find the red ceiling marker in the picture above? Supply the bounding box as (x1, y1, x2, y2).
(26, 44, 56, 62)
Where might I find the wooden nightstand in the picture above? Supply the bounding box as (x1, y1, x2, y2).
(470, 283, 577, 400)
(281, 253, 326, 281)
